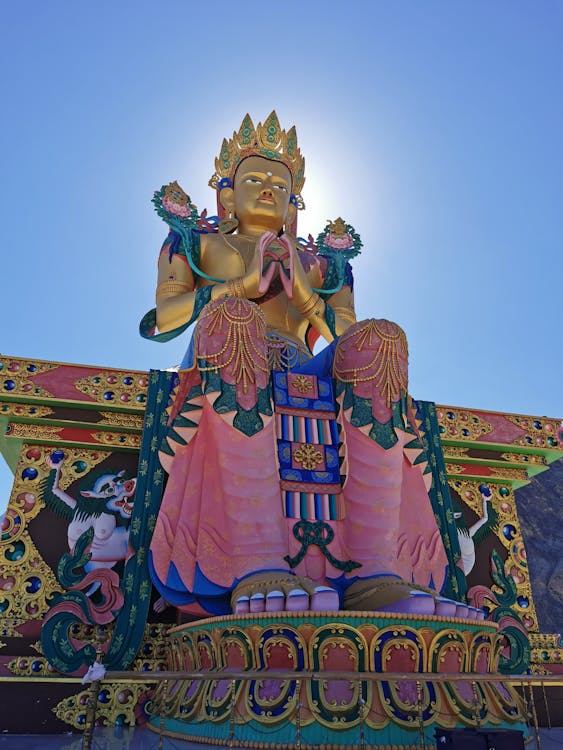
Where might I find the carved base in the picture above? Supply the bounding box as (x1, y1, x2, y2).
(148, 611, 527, 748)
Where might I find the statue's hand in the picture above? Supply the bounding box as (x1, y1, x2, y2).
(257, 232, 294, 298)
(290, 240, 315, 308)
(240, 241, 266, 299)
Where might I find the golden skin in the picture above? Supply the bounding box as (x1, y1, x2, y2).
(155, 155, 356, 346)
(154, 154, 448, 616)
(155, 155, 357, 612)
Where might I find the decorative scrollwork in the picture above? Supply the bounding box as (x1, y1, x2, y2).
(53, 681, 151, 729)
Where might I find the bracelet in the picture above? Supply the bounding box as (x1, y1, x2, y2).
(226, 277, 246, 298)
(155, 280, 192, 301)
(296, 291, 324, 318)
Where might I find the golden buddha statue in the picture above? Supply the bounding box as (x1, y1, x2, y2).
(142, 112, 470, 620)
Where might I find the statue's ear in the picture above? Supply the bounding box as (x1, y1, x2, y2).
(286, 202, 296, 225)
(219, 187, 235, 213)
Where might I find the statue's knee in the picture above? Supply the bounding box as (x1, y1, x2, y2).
(196, 297, 268, 369)
(334, 318, 409, 400)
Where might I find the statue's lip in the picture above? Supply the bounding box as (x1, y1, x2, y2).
(257, 195, 276, 204)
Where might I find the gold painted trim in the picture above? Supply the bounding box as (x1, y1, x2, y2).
(167, 610, 499, 634)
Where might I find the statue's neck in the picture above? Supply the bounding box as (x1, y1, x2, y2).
(236, 221, 283, 238)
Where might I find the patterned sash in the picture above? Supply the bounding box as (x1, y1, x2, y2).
(273, 371, 345, 521)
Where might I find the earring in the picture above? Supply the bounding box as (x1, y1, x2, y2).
(219, 211, 239, 234)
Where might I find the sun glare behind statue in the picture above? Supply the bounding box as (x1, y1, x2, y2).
(301, 150, 390, 327)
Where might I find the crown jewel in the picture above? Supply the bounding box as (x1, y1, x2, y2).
(209, 111, 305, 209)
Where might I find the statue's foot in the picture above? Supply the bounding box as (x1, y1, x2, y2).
(231, 574, 339, 614)
(343, 576, 484, 620)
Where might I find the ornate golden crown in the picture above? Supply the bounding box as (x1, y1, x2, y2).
(209, 111, 305, 209)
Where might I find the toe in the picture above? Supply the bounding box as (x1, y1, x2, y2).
(286, 588, 310, 611)
(250, 593, 266, 613)
(379, 590, 436, 615)
(311, 586, 340, 612)
(454, 603, 469, 618)
(234, 596, 250, 614)
(265, 590, 285, 612)
(435, 597, 458, 617)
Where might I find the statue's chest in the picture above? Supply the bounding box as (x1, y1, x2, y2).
(203, 243, 246, 279)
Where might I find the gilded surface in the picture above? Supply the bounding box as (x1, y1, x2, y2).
(53, 682, 151, 729)
(98, 411, 145, 430)
(0, 446, 111, 634)
(504, 414, 562, 450)
(437, 406, 562, 454)
(450, 479, 538, 631)
(209, 111, 305, 202)
(500, 452, 548, 467)
(446, 463, 530, 483)
(4, 422, 142, 450)
(7, 654, 55, 676)
(6, 423, 65, 441)
(437, 408, 494, 441)
(530, 633, 563, 666)
(0, 444, 68, 633)
(0, 403, 53, 419)
(0, 358, 58, 399)
(92, 431, 142, 448)
(73, 371, 149, 409)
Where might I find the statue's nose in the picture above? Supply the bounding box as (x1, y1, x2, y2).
(259, 187, 275, 201)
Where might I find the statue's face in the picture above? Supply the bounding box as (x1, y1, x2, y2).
(232, 155, 292, 232)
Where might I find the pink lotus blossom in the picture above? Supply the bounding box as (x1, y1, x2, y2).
(162, 196, 191, 218)
(326, 232, 353, 249)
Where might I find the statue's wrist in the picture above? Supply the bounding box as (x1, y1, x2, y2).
(296, 291, 324, 320)
(213, 277, 247, 301)
(228, 277, 247, 299)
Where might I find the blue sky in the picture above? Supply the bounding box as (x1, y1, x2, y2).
(1, 1, 561, 512)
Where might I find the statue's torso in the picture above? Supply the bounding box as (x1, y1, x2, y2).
(200, 233, 323, 350)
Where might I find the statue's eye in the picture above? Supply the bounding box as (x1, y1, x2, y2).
(245, 177, 262, 184)
(273, 184, 288, 192)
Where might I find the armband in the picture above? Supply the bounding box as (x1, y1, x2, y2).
(155, 280, 192, 302)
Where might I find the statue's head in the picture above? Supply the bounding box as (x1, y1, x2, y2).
(209, 112, 305, 234)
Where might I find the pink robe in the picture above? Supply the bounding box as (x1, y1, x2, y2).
(149, 299, 447, 615)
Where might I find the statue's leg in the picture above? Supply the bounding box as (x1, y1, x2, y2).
(332, 319, 450, 614)
(151, 298, 339, 615)
(151, 299, 287, 614)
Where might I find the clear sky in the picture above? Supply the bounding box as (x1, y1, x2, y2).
(1, 1, 561, 513)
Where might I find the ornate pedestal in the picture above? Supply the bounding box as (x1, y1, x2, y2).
(148, 611, 527, 749)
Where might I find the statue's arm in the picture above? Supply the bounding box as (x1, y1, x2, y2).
(155, 244, 199, 334)
(292, 251, 357, 342)
(325, 284, 357, 332)
(156, 233, 271, 333)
